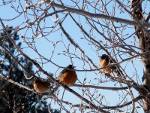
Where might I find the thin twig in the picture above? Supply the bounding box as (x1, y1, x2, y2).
(74, 84, 129, 91)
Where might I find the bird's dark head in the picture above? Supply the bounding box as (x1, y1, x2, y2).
(100, 54, 109, 60)
(67, 65, 75, 69)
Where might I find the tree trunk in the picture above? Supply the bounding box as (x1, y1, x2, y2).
(131, 0, 150, 112)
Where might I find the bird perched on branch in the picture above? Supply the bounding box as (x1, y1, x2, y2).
(99, 54, 126, 79)
(99, 54, 116, 74)
(33, 79, 50, 94)
(33, 65, 77, 94)
(58, 65, 77, 86)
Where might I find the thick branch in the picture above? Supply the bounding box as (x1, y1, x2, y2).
(44, 1, 150, 27)
(0, 76, 34, 92)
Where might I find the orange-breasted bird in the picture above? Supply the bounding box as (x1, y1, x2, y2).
(33, 65, 77, 94)
(58, 65, 77, 86)
(99, 54, 125, 78)
(33, 79, 50, 94)
(99, 54, 115, 74)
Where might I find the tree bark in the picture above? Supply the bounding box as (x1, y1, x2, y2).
(131, 0, 150, 112)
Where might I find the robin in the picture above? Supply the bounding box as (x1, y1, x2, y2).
(33, 65, 77, 94)
(33, 79, 50, 94)
(99, 54, 116, 74)
(58, 65, 77, 86)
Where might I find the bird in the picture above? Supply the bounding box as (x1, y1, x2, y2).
(99, 54, 126, 79)
(58, 65, 77, 86)
(33, 65, 77, 94)
(99, 54, 116, 74)
(33, 79, 50, 94)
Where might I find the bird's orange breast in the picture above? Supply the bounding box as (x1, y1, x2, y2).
(100, 59, 109, 68)
(58, 71, 77, 86)
(99, 59, 112, 74)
